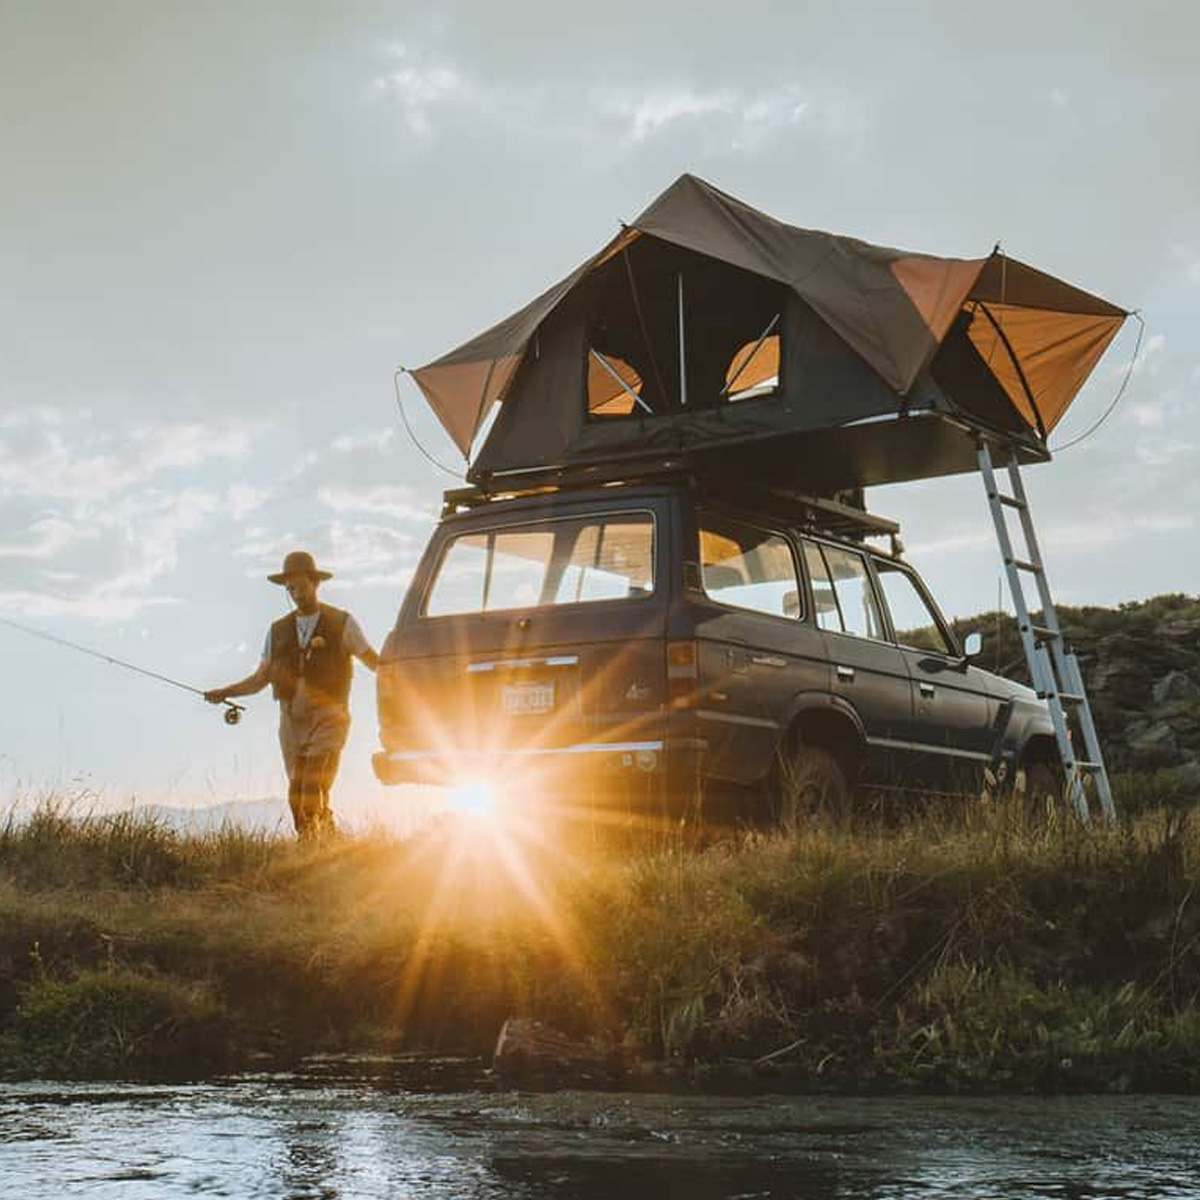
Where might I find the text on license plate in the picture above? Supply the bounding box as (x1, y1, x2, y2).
(502, 681, 555, 715)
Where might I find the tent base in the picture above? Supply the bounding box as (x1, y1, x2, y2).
(469, 413, 1049, 500)
(694, 412, 1050, 494)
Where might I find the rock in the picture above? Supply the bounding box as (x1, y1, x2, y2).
(1161, 616, 1200, 645)
(1127, 722, 1178, 767)
(1152, 671, 1200, 706)
(1168, 759, 1200, 791)
(492, 1018, 617, 1087)
(1090, 652, 1151, 701)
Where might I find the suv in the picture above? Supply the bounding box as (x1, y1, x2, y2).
(372, 476, 1055, 816)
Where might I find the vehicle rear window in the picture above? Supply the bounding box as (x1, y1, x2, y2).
(424, 512, 655, 616)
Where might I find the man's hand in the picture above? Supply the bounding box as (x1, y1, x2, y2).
(204, 689, 229, 705)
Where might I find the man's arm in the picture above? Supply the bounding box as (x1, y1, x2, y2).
(343, 614, 379, 673)
(205, 660, 271, 704)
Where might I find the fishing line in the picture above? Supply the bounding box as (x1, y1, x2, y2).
(1051, 311, 1146, 453)
(393, 367, 466, 480)
(0, 614, 244, 725)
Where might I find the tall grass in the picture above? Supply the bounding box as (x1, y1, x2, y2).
(1, 787, 1199, 1088)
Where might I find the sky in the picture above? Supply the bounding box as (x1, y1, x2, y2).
(1, 1, 1197, 815)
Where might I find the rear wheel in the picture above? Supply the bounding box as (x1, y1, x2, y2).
(772, 743, 850, 830)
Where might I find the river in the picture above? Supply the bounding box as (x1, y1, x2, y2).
(2, 1058, 1199, 1198)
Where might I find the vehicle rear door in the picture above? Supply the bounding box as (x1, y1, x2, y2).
(871, 556, 997, 790)
(689, 511, 829, 784)
(382, 499, 671, 767)
(800, 538, 912, 785)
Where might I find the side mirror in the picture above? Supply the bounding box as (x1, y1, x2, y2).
(962, 631, 983, 660)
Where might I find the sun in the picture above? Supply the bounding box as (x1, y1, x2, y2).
(446, 778, 498, 819)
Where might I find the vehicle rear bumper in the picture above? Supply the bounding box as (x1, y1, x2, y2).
(372, 737, 706, 789)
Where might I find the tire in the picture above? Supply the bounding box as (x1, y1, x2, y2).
(1020, 759, 1065, 821)
(772, 742, 850, 831)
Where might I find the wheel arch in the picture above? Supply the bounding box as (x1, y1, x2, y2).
(777, 694, 866, 784)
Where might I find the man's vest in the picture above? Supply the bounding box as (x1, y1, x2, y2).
(269, 604, 352, 708)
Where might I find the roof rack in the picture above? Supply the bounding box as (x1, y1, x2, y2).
(441, 456, 898, 540)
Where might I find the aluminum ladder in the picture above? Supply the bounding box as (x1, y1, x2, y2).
(978, 441, 1116, 823)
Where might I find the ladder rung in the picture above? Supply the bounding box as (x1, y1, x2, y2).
(991, 493, 1026, 510)
(1058, 692, 1086, 705)
(1008, 558, 1041, 573)
(1070, 761, 1103, 772)
(1026, 624, 1060, 641)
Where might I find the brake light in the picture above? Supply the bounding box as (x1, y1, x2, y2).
(667, 639, 698, 708)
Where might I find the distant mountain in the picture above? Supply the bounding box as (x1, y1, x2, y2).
(135, 797, 294, 835)
(134, 794, 430, 837)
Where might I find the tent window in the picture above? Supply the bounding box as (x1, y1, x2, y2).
(725, 332, 781, 403)
(587, 350, 648, 418)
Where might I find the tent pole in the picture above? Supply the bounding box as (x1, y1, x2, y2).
(677, 273, 688, 408)
(721, 312, 782, 398)
(590, 349, 652, 414)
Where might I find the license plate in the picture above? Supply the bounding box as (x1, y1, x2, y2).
(502, 681, 555, 716)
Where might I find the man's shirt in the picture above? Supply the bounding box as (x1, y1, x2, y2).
(261, 611, 372, 722)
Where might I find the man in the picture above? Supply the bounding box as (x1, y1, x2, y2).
(205, 550, 378, 836)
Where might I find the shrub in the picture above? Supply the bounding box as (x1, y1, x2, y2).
(7, 966, 234, 1079)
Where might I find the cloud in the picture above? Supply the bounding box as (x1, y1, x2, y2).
(0, 406, 258, 620)
(373, 42, 840, 156)
(332, 427, 396, 453)
(316, 483, 433, 520)
(597, 83, 810, 147)
(233, 518, 420, 590)
(0, 489, 224, 621)
(225, 484, 269, 520)
(0, 409, 262, 504)
(0, 516, 84, 560)
(375, 42, 470, 139)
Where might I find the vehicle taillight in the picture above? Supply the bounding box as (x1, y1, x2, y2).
(667, 639, 698, 708)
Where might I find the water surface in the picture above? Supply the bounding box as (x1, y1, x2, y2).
(3, 1060, 1199, 1198)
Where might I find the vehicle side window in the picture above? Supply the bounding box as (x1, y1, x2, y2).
(873, 559, 954, 655)
(804, 541, 885, 640)
(699, 517, 802, 619)
(802, 541, 843, 632)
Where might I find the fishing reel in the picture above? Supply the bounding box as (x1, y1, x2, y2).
(223, 702, 245, 726)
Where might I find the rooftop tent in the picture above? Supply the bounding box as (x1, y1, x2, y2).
(409, 175, 1128, 493)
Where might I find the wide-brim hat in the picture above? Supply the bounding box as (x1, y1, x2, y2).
(268, 550, 333, 584)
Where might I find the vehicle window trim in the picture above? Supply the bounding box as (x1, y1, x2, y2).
(696, 508, 805, 623)
(801, 534, 889, 644)
(869, 554, 962, 658)
(419, 507, 659, 619)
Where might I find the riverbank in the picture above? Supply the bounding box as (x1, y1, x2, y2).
(3, 789, 1200, 1091)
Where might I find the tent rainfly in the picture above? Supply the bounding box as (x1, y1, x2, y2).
(409, 175, 1129, 495)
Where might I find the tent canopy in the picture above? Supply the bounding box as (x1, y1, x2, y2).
(410, 175, 1127, 492)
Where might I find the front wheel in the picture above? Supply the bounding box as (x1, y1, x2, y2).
(772, 743, 850, 831)
(1018, 759, 1066, 821)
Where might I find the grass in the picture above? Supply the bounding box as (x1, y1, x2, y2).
(2, 786, 1200, 1090)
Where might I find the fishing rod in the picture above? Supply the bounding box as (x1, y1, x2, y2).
(0, 614, 245, 725)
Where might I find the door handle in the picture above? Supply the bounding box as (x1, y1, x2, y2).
(919, 682, 936, 699)
(751, 655, 787, 668)
(836, 665, 855, 682)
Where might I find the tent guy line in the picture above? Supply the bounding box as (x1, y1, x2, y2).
(0, 615, 245, 726)
(1051, 311, 1146, 453)
(393, 367, 466, 480)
